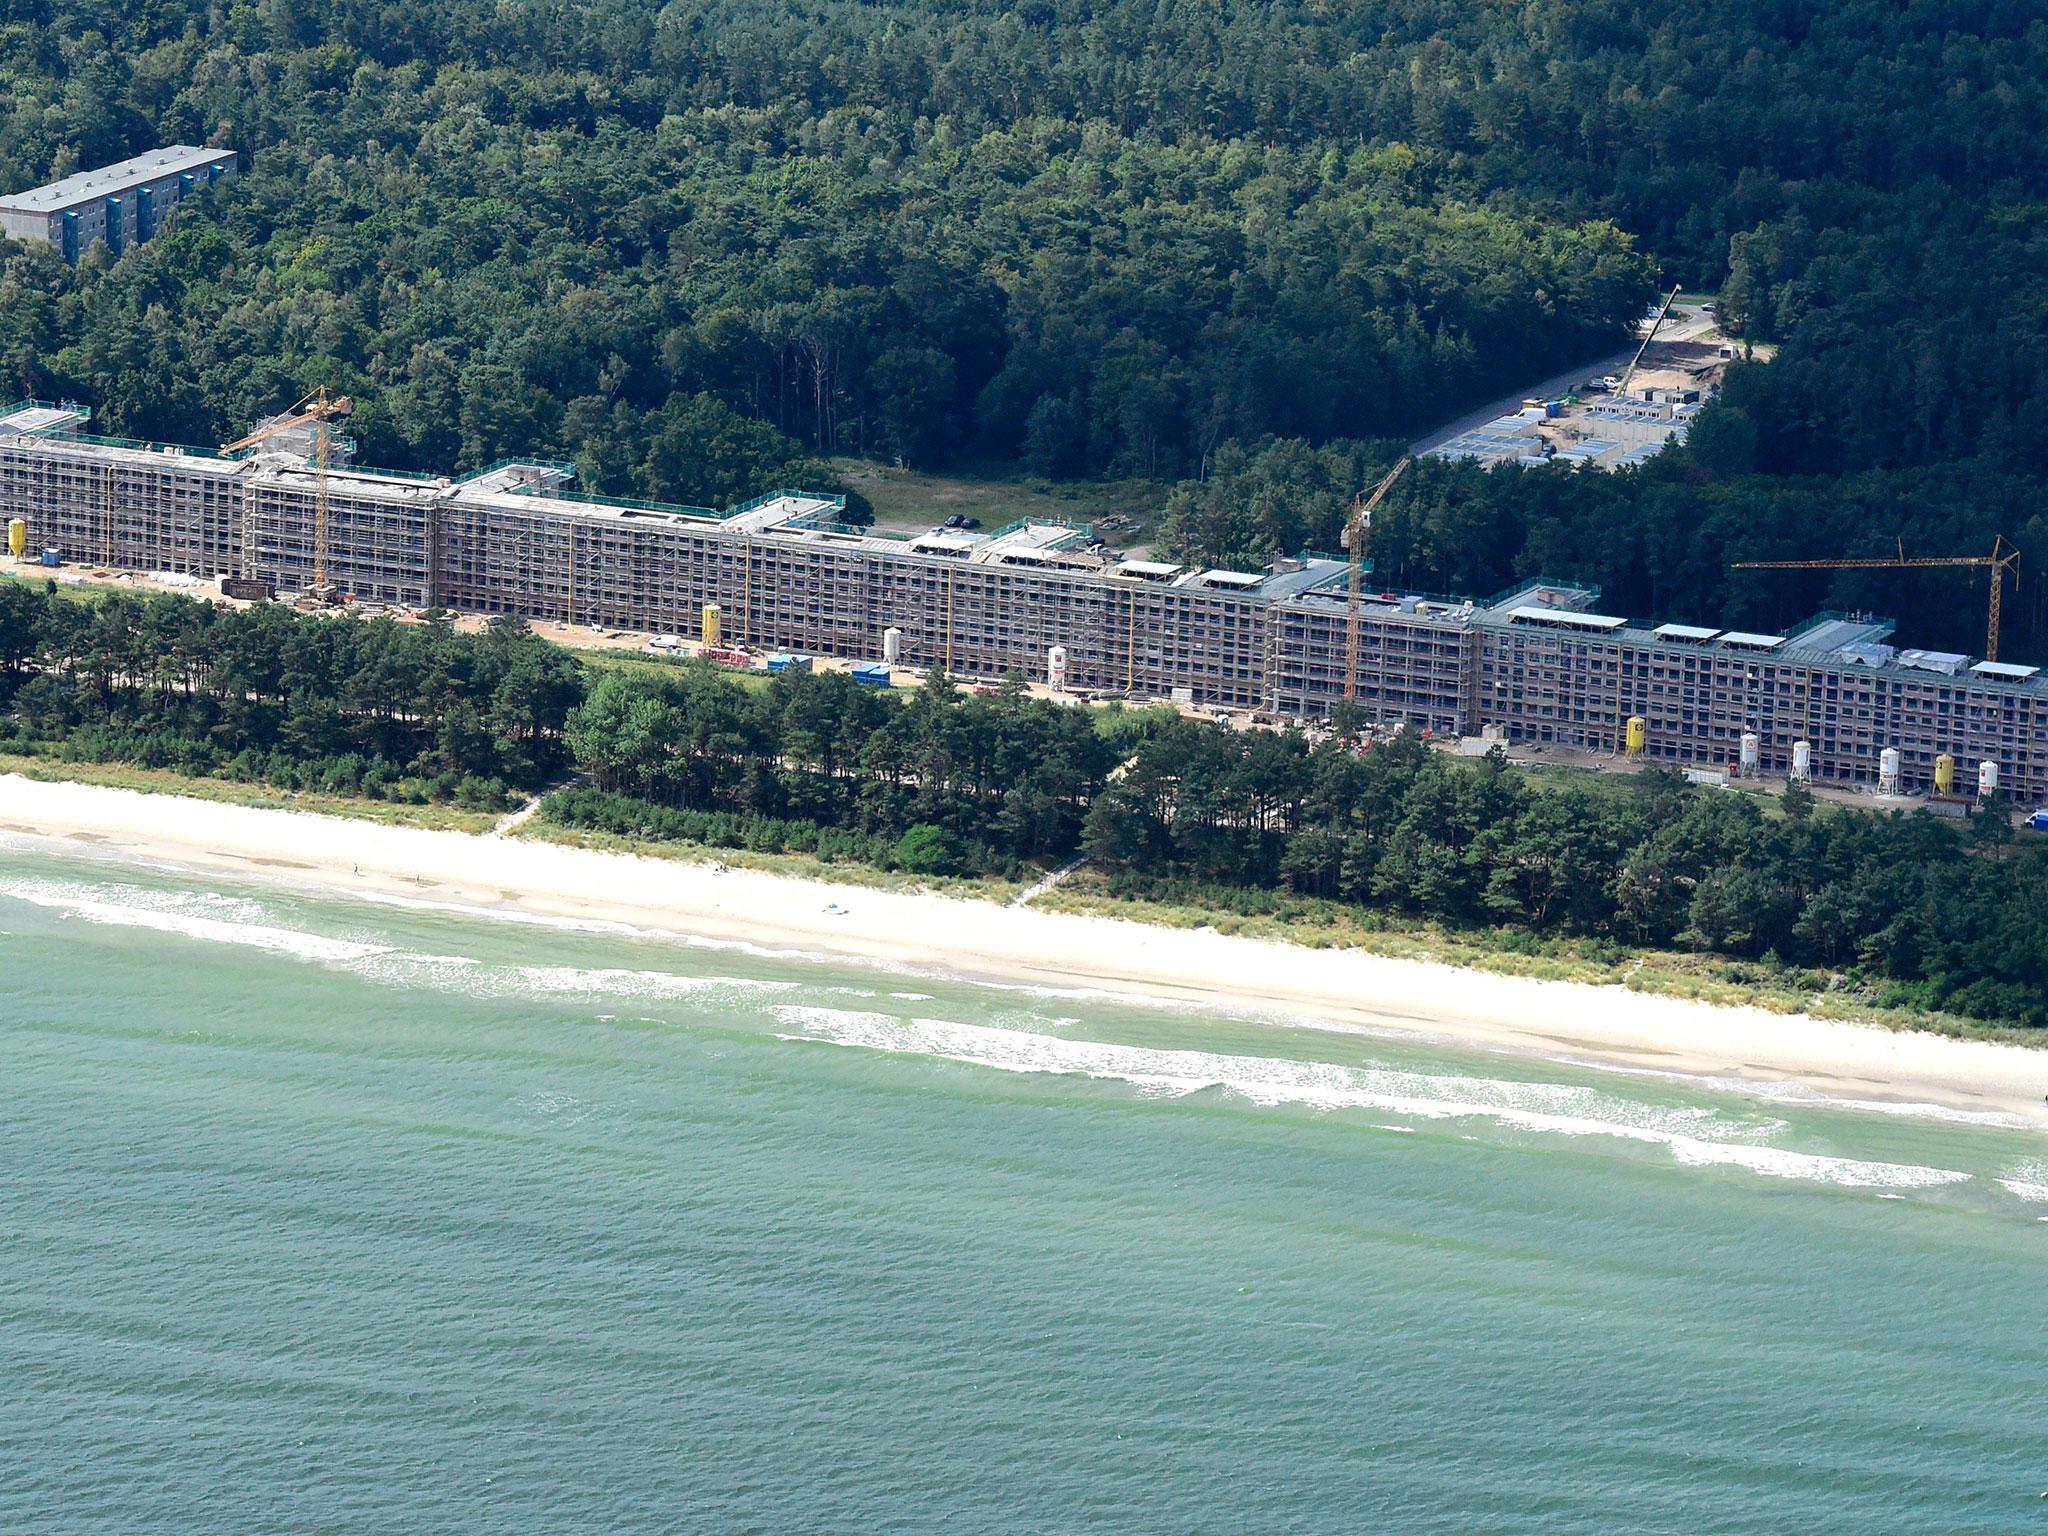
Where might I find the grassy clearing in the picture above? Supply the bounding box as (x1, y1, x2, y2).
(1511, 757, 1785, 812)
(0, 568, 112, 605)
(574, 647, 778, 691)
(835, 459, 1164, 546)
(0, 751, 502, 833)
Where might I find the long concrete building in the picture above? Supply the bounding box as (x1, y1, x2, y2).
(2, 398, 2044, 802)
(0, 148, 237, 262)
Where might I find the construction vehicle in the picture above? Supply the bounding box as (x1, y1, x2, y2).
(1614, 284, 1682, 399)
(1342, 456, 1412, 701)
(1732, 535, 2021, 662)
(222, 387, 352, 601)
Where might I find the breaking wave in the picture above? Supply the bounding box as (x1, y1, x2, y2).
(0, 878, 390, 964)
(1996, 1159, 2048, 1203)
(774, 1005, 1975, 1192)
(0, 875, 792, 1006)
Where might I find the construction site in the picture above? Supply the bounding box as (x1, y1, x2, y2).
(1, 396, 2043, 806)
(1424, 292, 1746, 471)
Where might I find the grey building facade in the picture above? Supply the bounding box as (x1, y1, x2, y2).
(0, 147, 238, 262)
(2, 398, 2044, 803)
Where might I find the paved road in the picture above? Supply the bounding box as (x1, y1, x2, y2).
(1408, 306, 1719, 456)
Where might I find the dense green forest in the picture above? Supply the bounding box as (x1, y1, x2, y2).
(0, 584, 583, 805)
(552, 667, 2048, 1030)
(0, 0, 1654, 497)
(3, 0, 2043, 651)
(553, 666, 1116, 874)
(1156, 439, 2048, 660)
(3, 580, 2045, 1028)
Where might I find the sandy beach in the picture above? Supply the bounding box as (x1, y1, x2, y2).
(4, 771, 2046, 1126)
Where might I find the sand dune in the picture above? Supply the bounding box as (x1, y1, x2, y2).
(4, 772, 2045, 1126)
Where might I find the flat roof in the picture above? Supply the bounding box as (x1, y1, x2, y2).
(725, 494, 838, 533)
(1719, 631, 1787, 651)
(1898, 648, 1970, 676)
(1507, 605, 1626, 632)
(251, 461, 447, 501)
(1788, 616, 1894, 654)
(1973, 661, 2041, 681)
(1653, 623, 1720, 642)
(0, 404, 86, 435)
(0, 147, 235, 214)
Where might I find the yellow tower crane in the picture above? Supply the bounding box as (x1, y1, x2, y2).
(1342, 456, 1411, 702)
(1732, 534, 2021, 662)
(223, 387, 353, 598)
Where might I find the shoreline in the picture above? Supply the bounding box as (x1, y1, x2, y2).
(4, 771, 2047, 1128)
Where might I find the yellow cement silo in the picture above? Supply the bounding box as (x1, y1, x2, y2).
(7, 518, 24, 559)
(701, 602, 723, 647)
(1625, 715, 1647, 757)
(1934, 753, 1955, 795)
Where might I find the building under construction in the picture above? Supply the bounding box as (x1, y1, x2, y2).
(3, 398, 2045, 802)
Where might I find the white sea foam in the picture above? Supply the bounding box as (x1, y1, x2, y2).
(1560, 1057, 2031, 1130)
(774, 1006, 1972, 1191)
(514, 965, 795, 1000)
(0, 877, 392, 963)
(0, 876, 796, 1006)
(1996, 1160, 2048, 1203)
(969, 977, 1202, 1011)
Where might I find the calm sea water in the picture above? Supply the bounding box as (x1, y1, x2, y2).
(2, 836, 2045, 1534)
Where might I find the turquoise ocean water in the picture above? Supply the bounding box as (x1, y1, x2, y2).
(1, 835, 2045, 1533)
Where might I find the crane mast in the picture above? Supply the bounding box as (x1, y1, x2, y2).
(1615, 284, 1682, 398)
(1343, 456, 1412, 703)
(222, 387, 352, 601)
